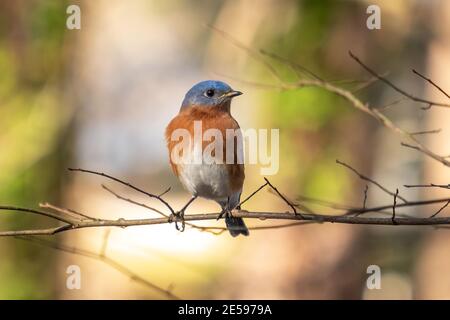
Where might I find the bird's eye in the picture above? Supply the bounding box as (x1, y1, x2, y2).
(205, 89, 215, 97)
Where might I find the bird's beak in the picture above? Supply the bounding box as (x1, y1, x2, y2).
(223, 90, 243, 98)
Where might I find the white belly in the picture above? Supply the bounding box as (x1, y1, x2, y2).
(178, 163, 232, 201)
(175, 138, 243, 208)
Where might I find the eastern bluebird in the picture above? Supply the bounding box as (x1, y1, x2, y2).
(165, 80, 249, 237)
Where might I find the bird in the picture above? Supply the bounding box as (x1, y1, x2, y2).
(165, 80, 249, 237)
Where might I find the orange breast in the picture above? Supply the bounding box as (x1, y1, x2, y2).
(165, 106, 245, 192)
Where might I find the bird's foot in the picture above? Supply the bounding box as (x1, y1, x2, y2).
(168, 195, 197, 232)
(217, 208, 232, 221)
(169, 210, 186, 232)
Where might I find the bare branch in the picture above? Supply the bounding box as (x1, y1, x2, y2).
(404, 183, 450, 190)
(410, 129, 442, 136)
(363, 185, 369, 210)
(206, 24, 284, 84)
(158, 187, 172, 198)
(99, 229, 111, 257)
(40, 202, 97, 221)
(259, 49, 324, 81)
(234, 181, 269, 209)
(0, 225, 72, 236)
(392, 189, 399, 224)
(336, 159, 408, 203)
(3, 195, 450, 237)
(376, 98, 407, 111)
(412, 69, 450, 100)
(68, 168, 175, 215)
(102, 184, 168, 218)
(264, 177, 302, 216)
(348, 51, 450, 108)
(297, 195, 356, 211)
(0, 205, 75, 224)
(350, 75, 383, 93)
(430, 200, 450, 218)
(102, 184, 226, 235)
(268, 189, 316, 215)
(208, 27, 450, 167)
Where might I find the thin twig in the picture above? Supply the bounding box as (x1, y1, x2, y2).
(404, 183, 450, 190)
(268, 189, 316, 214)
(412, 69, 450, 100)
(336, 159, 408, 203)
(234, 181, 269, 209)
(376, 98, 408, 111)
(259, 49, 324, 81)
(0, 205, 75, 224)
(410, 129, 442, 136)
(297, 195, 356, 211)
(263, 177, 302, 217)
(430, 200, 450, 218)
(99, 229, 111, 257)
(351, 74, 383, 93)
(392, 189, 399, 224)
(102, 184, 226, 235)
(363, 185, 369, 210)
(158, 187, 172, 198)
(68, 168, 175, 215)
(348, 51, 450, 108)
(40, 202, 97, 221)
(102, 184, 168, 218)
(206, 24, 284, 84)
(401, 142, 421, 152)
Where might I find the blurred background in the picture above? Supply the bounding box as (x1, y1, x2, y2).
(0, 0, 449, 299)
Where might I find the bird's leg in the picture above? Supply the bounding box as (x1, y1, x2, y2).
(217, 197, 231, 220)
(170, 195, 197, 232)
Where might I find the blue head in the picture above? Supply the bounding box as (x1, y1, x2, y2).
(180, 80, 242, 111)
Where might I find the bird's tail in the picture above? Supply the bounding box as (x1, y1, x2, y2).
(222, 193, 249, 237)
(225, 216, 249, 237)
